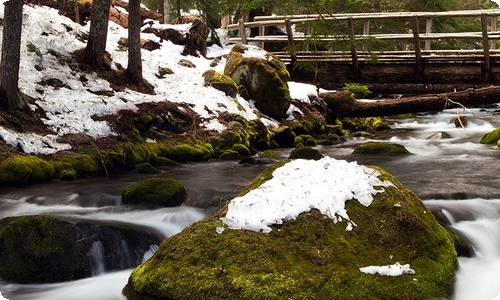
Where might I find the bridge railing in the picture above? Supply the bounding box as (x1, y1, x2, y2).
(227, 10, 500, 81)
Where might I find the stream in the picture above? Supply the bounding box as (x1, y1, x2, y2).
(1, 106, 500, 299)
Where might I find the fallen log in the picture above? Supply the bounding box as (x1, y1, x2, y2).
(321, 85, 500, 118)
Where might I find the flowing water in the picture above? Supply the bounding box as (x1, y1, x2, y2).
(1, 106, 500, 299)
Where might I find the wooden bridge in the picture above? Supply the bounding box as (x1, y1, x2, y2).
(227, 10, 500, 90)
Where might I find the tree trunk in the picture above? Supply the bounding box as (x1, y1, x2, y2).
(321, 85, 500, 118)
(126, 0, 143, 83)
(0, 0, 27, 110)
(81, 0, 111, 68)
(163, 0, 171, 24)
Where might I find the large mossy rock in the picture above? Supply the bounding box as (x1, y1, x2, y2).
(223, 44, 291, 119)
(0, 215, 162, 284)
(0, 215, 87, 283)
(353, 141, 411, 155)
(123, 160, 458, 300)
(122, 177, 187, 207)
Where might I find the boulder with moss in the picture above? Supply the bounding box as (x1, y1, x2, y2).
(0, 215, 88, 283)
(0, 215, 162, 284)
(123, 158, 458, 300)
(122, 177, 187, 207)
(480, 127, 500, 144)
(288, 146, 324, 160)
(353, 141, 411, 155)
(224, 44, 291, 119)
(202, 69, 238, 97)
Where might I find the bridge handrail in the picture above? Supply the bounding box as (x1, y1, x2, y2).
(227, 9, 500, 82)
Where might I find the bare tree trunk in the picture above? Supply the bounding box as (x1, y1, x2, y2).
(126, 0, 143, 83)
(321, 85, 500, 118)
(0, 0, 27, 110)
(163, 0, 171, 24)
(81, 0, 111, 68)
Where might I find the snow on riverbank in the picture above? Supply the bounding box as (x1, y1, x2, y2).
(0, 1, 314, 155)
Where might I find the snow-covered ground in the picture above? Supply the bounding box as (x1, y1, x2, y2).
(0, 1, 317, 155)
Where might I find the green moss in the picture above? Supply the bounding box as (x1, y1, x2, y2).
(151, 156, 180, 167)
(219, 150, 243, 160)
(353, 141, 411, 155)
(0, 154, 55, 184)
(293, 136, 304, 147)
(232, 143, 251, 156)
(366, 117, 391, 131)
(57, 153, 101, 177)
(122, 177, 187, 207)
(123, 165, 458, 300)
(0, 215, 83, 283)
(202, 69, 238, 97)
(480, 127, 500, 144)
(288, 146, 324, 160)
(135, 162, 161, 174)
(160, 141, 214, 162)
(260, 150, 280, 158)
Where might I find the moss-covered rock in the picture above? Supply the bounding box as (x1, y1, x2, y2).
(219, 149, 243, 160)
(288, 146, 324, 160)
(224, 44, 291, 119)
(122, 177, 187, 207)
(353, 141, 411, 155)
(135, 162, 161, 174)
(123, 161, 458, 300)
(0, 154, 55, 185)
(202, 69, 238, 97)
(0, 215, 87, 283)
(480, 127, 500, 144)
(260, 150, 280, 158)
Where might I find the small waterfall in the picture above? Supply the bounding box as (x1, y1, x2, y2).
(88, 241, 105, 276)
(426, 199, 500, 300)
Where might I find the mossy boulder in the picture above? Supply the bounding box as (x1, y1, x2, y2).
(0, 215, 163, 284)
(0, 215, 87, 283)
(480, 127, 500, 144)
(202, 69, 238, 97)
(122, 177, 187, 207)
(224, 44, 291, 119)
(123, 160, 458, 300)
(0, 154, 55, 185)
(353, 141, 411, 155)
(288, 146, 324, 160)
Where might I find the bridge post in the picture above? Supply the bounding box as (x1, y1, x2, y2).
(425, 18, 433, 50)
(238, 19, 247, 44)
(284, 18, 296, 64)
(481, 14, 492, 82)
(411, 16, 423, 82)
(348, 18, 360, 80)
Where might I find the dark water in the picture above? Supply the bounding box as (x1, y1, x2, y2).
(1, 107, 500, 299)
